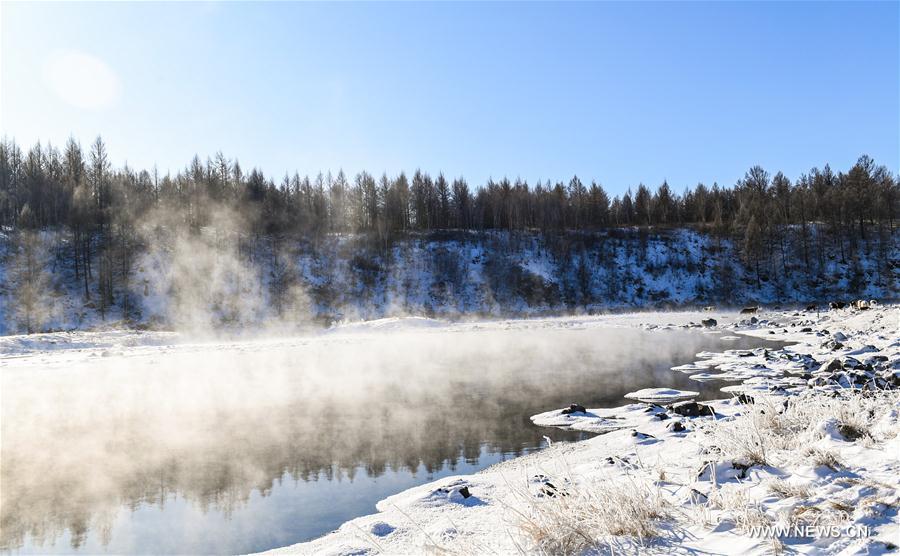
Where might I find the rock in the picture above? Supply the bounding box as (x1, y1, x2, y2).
(458, 486, 471, 499)
(830, 301, 847, 309)
(667, 421, 686, 432)
(631, 430, 656, 439)
(841, 357, 866, 370)
(701, 318, 717, 328)
(820, 359, 844, 373)
(800, 327, 813, 333)
(750, 316, 759, 324)
(822, 339, 844, 351)
(740, 306, 759, 314)
(805, 304, 818, 312)
(655, 412, 670, 420)
(561, 403, 587, 415)
(852, 299, 870, 310)
(703, 306, 715, 312)
(735, 393, 755, 404)
(668, 400, 715, 418)
(732, 460, 752, 479)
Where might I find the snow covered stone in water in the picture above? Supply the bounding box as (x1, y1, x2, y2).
(624, 388, 699, 403)
(701, 318, 717, 328)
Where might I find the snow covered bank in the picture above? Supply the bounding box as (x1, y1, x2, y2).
(259, 304, 899, 555)
(2, 228, 896, 335)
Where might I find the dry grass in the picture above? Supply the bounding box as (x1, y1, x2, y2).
(701, 390, 899, 468)
(514, 475, 670, 554)
(767, 479, 811, 499)
(706, 484, 772, 533)
(803, 447, 844, 470)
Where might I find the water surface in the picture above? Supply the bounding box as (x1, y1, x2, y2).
(1, 323, 783, 554)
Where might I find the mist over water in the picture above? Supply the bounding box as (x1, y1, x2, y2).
(1, 323, 783, 554)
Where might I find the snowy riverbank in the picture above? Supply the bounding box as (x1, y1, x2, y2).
(259, 304, 899, 555)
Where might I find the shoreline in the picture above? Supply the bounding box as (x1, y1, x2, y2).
(258, 304, 899, 555)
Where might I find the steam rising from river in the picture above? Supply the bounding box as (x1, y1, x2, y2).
(133, 205, 315, 334)
(1, 322, 774, 552)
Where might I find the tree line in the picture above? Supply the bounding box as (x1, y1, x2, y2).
(0, 135, 896, 322)
(2, 136, 895, 235)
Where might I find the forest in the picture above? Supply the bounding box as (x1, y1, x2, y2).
(0, 136, 897, 332)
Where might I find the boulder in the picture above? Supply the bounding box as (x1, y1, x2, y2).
(841, 357, 866, 370)
(701, 318, 717, 328)
(561, 403, 587, 415)
(668, 400, 715, 418)
(822, 339, 844, 351)
(830, 301, 847, 309)
(805, 304, 818, 312)
(740, 306, 759, 314)
(667, 421, 686, 432)
(820, 359, 843, 373)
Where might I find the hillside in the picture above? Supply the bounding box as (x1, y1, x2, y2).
(0, 227, 897, 335)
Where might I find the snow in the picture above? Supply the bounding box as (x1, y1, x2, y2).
(257, 303, 900, 555)
(623, 387, 700, 402)
(1, 228, 896, 335)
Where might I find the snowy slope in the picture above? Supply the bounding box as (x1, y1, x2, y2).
(0, 228, 897, 335)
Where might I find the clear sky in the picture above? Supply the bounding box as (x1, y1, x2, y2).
(2, 1, 897, 196)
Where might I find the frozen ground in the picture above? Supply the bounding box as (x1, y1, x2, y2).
(257, 304, 900, 555)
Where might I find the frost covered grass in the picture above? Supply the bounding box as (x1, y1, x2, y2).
(766, 479, 811, 500)
(700, 390, 900, 469)
(512, 474, 670, 554)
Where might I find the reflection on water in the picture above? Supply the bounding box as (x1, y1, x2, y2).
(1, 325, 781, 554)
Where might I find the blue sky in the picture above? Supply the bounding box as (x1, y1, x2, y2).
(2, 2, 897, 196)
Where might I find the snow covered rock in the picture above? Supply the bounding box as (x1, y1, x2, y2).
(624, 388, 699, 403)
(667, 400, 715, 418)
